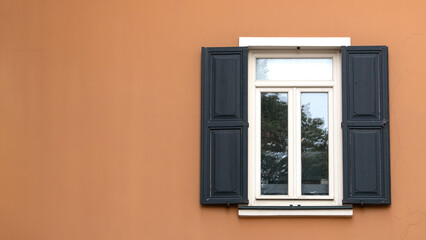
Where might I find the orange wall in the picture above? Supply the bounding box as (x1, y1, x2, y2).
(1, 0, 426, 239)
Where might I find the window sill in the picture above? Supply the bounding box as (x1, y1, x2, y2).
(238, 205, 353, 217)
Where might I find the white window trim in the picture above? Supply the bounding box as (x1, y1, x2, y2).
(239, 37, 351, 217)
(239, 37, 351, 48)
(239, 208, 353, 217)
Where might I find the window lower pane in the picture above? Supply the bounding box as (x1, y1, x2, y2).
(261, 93, 288, 195)
(301, 93, 329, 195)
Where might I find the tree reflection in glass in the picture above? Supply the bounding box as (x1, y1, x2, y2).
(301, 93, 329, 195)
(261, 93, 288, 195)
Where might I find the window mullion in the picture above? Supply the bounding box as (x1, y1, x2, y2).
(295, 88, 302, 198)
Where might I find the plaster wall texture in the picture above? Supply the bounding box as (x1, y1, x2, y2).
(1, 0, 426, 239)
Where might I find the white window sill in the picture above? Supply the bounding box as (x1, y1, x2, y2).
(238, 205, 353, 217)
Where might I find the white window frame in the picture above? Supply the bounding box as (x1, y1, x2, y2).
(239, 37, 352, 216)
(255, 87, 335, 201)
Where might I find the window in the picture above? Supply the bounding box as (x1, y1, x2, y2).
(200, 38, 390, 217)
(247, 50, 343, 208)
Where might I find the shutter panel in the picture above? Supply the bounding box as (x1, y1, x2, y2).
(342, 46, 391, 205)
(201, 47, 249, 205)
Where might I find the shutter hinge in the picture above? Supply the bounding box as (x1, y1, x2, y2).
(382, 120, 389, 129)
(243, 122, 249, 128)
(341, 122, 346, 128)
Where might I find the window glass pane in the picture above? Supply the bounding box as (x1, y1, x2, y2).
(301, 93, 329, 195)
(256, 58, 332, 80)
(261, 93, 288, 195)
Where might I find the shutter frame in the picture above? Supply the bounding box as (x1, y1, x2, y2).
(342, 46, 391, 205)
(201, 47, 249, 205)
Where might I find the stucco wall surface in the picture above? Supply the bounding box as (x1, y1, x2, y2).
(1, 0, 426, 239)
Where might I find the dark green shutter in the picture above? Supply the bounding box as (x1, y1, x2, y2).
(342, 46, 391, 205)
(200, 47, 249, 205)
